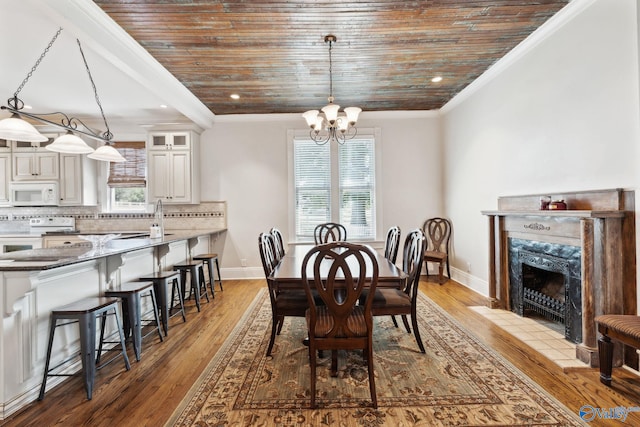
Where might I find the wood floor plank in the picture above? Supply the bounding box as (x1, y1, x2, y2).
(3, 278, 639, 426)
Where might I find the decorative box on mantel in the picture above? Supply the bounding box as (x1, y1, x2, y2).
(482, 188, 636, 368)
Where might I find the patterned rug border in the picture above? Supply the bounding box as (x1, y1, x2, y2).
(165, 288, 585, 426)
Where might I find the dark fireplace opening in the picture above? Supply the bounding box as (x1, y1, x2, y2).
(522, 264, 566, 324)
(509, 238, 582, 344)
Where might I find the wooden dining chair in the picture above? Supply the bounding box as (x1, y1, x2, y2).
(383, 226, 401, 264)
(301, 241, 378, 409)
(364, 228, 427, 353)
(270, 227, 286, 261)
(313, 222, 347, 244)
(259, 232, 308, 356)
(422, 217, 452, 284)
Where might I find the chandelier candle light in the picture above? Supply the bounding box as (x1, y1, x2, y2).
(0, 28, 125, 162)
(302, 35, 361, 145)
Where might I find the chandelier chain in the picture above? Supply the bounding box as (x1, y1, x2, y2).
(328, 39, 333, 100)
(77, 39, 112, 140)
(13, 27, 63, 99)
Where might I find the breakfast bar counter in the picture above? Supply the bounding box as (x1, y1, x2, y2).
(0, 228, 226, 420)
(0, 229, 226, 271)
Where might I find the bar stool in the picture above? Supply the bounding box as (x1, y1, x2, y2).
(193, 253, 223, 295)
(39, 297, 130, 401)
(173, 261, 210, 312)
(138, 271, 186, 336)
(103, 281, 164, 361)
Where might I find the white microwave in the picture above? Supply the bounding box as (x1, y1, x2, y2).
(10, 181, 59, 206)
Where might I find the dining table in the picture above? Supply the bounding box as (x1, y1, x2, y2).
(269, 243, 407, 290)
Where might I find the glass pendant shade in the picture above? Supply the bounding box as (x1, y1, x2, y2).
(344, 107, 362, 125)
(302, 110, 319, 128)
(337, 116, 349, 132)
(47, 131, 95, 154)
(0, 114, 48, 142)
(87, 144, 126, 162)
(321, 104, 340, 124)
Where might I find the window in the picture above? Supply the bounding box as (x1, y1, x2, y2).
(107, 141, 147, 211)
(290, 130, 380, 242)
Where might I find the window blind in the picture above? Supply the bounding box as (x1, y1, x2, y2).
(293, 136, 376, 241)
(338, 139, 375, 240)
(107, 141, 146, 188)
(293, 139, 331, 239)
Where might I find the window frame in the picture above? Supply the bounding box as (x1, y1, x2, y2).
(287, 128, 383, 243)
(105, 141, 149, 213)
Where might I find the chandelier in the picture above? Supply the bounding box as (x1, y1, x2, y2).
(0, 28, 125, 162)
(302, 35, 361, 145)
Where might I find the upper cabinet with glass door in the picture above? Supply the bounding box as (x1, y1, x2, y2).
(148, 132, 190, 151)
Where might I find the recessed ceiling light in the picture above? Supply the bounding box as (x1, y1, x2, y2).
(230, 94, 240, 100)
(431, 76, 443, 83)
(160, 104, 168, 108)
(23, 105, 32, 109)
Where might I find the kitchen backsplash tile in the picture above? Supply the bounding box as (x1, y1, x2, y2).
(0, 201, 226, 232)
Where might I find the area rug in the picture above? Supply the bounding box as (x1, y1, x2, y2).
(166, 289, 584, 426)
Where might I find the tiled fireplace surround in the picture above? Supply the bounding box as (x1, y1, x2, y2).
(0, 201, 227, 234)
(483, 189, 636, 368)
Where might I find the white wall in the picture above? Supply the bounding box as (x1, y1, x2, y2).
(441, 0, 640, 297)
(200, 112, 441, 277)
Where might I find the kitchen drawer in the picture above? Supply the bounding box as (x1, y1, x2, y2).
(42, 236, 85, 248)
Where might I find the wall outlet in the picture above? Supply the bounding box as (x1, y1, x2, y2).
(240, 258, 247, 267)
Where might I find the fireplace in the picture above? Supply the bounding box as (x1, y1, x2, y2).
(508, 238, 581, 344)
(482, 188, 636, 367)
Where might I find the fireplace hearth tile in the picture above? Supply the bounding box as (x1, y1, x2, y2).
(471, 306, 588, 369)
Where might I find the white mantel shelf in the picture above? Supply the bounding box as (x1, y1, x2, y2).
(481, 210, 626, 218)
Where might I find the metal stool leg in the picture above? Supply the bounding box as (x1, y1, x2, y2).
(38, 314, 58, 401)
(214, 257, 223, 291)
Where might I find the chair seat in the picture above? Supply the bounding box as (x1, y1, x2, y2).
(424, 250, 447, 261)
(306, 305, 367, 337)
(596, 315, 640, 341)
(367, 288, 411, 309)
(274, 290, 308, 310)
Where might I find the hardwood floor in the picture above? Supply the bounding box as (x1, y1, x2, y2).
(3, 278, 639, 426)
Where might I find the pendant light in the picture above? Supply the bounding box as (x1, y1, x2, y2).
(0, 28, 123, 161)
(302, 35, 361, 145)
(87, 144, 126, 162)
(47, 131, 95, 154)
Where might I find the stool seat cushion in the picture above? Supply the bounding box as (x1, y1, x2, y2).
(596, 315, 640, 341)
(108, 281, 154, 294)
(174, 262, 201, 268)
(193, 253, 218, 259)
(52, 297, 120, 314)
(138, 271, 180, 280)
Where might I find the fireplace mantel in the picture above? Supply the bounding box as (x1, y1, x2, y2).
(482, 189, 636, 367)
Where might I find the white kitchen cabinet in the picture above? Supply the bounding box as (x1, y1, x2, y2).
(59, 153, 82, 205)
(11, 139, 59, 181)
(0, 139, 11, 206)
(148, 132, 190, 151)
(147, 130, 200, 204)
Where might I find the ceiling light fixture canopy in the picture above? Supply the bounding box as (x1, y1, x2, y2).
(302, 35, 361, 145)
(0, 27, 124, 162)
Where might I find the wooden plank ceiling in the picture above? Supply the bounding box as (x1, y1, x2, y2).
(94, 0, 569, 116)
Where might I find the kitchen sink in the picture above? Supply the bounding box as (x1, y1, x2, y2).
(116, 233, 174, 239)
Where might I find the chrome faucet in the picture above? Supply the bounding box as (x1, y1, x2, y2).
(154, 199, 164, 236)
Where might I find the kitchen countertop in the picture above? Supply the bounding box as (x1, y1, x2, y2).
(0, 229, 226, 271)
